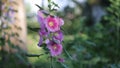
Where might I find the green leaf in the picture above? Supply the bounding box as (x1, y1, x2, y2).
(25, 54, 44, 57)
(35, 4, 43, 10)
(41, 43, 49, 51)
(27, 26, 40, 32)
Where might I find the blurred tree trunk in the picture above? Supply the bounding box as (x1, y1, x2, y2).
(2, 0, 27, 51)
(0, 0, 27, 67)
(12, 0, 27, 51)
(1, 0, 27, 56)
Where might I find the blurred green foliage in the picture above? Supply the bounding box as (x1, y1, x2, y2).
(61, 0, 120, 68)
(27, 0, 120, 67)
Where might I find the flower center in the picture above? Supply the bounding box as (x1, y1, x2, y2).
(49, 22, 54, 27)
(53, 44, 57, 50)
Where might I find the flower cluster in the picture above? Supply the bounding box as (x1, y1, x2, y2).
(37, 10, 64, 57)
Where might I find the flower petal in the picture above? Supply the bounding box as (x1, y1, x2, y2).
(53, 31, 63, 42)
(38, 37, 43, 47)
(37, 10, 45, 29)
(58, 18, 64, 26)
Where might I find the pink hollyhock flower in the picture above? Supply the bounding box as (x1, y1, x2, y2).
(45, 16, 60, 32)
(47, 41, 62, 56)
(53, 31, 63, 42)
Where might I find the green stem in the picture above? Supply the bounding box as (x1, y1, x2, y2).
(50, 56, 54, 68)
(117, 14, 120, 54)
(60, 62, 68, 68)
(63, 47, 73, 60)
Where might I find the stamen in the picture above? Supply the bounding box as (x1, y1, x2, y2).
(49, 22, 54, 27)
